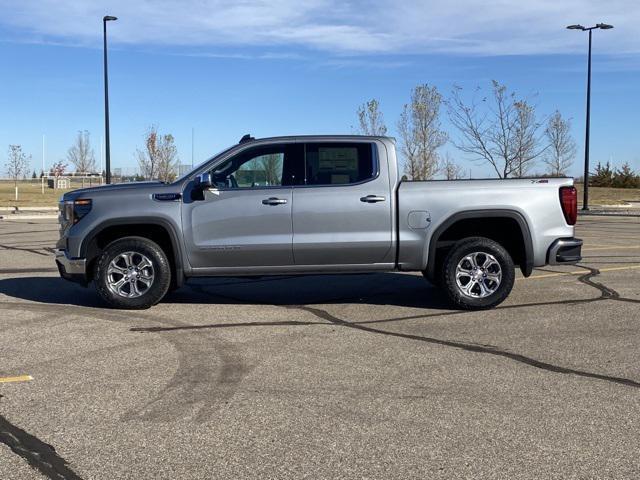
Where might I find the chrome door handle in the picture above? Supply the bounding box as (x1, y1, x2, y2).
(262, 197, 288, 206)
(360, 195, 386, 203)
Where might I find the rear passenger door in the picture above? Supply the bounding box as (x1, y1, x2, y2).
(291, 141, 393, 266)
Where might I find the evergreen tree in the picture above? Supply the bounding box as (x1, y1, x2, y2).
(612, 162, 640, 188)
(590, 162, 614, 187)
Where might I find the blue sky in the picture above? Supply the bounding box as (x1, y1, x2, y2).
(0, 0, 638, 178)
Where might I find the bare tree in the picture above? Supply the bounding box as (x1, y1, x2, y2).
(67, 130, 96, 186)
(50, 160, 68, 177)
(447, 81, 545, 178)
(156, 134, 179, 182)
(398, 84, 447, 180)
(137, 126, 179, 182)
(137, 128, 159, 180)
(5, 145, 30, 187)
(512, 101, 546, 177)
(260, 153, 283, 185)
(543, 111, 576, 176)
(357, 99, 387, 136)
(441, 153, 465, 180)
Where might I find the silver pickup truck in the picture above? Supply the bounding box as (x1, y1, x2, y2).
(56, 134, 582, 310)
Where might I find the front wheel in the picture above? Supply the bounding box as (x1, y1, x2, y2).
(441, 237, 515, 310)
(94, 237, 171, 309)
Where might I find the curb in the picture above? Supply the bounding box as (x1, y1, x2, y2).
(0, 206, 58, 212)
(579, 211, 640, 218)
(19, 206, 58, 211)
(0, 214, 59, 220)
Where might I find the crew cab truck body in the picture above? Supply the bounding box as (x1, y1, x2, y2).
(56, 135, 582, 309)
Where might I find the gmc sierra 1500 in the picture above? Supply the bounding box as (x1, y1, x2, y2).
(56, 135, 582, 310)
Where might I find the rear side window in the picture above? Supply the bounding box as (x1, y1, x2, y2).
(304, 143, 375, 186)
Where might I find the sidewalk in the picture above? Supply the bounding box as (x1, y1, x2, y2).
(578, 202, 640, 217)
(0, 206, 58, 220)
(580, 209, 640, 217)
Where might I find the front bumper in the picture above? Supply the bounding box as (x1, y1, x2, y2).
(547, 238, 583, 265)
(55, 249, 88, 285)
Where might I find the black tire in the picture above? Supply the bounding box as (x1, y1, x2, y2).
(441, 237, 515, 310)
(94, 236, 171, 309)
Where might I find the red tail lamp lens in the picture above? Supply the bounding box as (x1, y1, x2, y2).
(560, 186, 577, 225)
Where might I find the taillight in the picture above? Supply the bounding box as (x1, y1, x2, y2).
(559, 186, 577, 225)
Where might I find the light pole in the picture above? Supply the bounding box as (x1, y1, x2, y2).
(103, 15, 117, 184)
(567, 23, 613, 211)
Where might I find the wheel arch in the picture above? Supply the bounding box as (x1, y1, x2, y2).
(81, 217, 184, 287)
(425, 209, 534, 280)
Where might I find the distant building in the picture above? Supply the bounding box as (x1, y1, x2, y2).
(179, 164, 192, 176)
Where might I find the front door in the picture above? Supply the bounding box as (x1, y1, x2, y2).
(183, 143, 300, 269)
(292, 141, 393, 266)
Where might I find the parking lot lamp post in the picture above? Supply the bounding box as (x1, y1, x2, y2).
(566, 23, 613, 211)
(103, 15, 117, 184)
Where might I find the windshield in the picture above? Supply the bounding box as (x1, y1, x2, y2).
(172, 144, 238, 184)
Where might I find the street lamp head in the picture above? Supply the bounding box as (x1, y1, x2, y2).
(103, 15, 118, 22)
(596, 23, 614, 29)
(566, 24, 585, 30)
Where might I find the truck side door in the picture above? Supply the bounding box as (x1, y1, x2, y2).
(291, 141, 393, 266)
(182, 143, 301, 269)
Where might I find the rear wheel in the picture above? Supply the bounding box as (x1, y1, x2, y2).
(441, 237, 515, 310)
(95, 237, 171, 309)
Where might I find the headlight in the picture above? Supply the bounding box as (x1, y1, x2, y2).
(73, 199, 92, 223)
(63, 199, 92, 224)
(62, 200, 74, 223)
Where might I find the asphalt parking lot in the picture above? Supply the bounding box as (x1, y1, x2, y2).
(1, 216, 639, 479)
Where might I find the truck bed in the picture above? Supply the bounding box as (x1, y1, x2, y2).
(397, 178, 576, 271)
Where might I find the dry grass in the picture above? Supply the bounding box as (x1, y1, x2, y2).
(0, 179, 101, 208)
(574, 183, 640, 207)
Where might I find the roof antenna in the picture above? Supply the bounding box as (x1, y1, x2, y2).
(239, 134, 254, 144)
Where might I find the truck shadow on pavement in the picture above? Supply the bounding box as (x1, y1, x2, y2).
(0, 276, 105, 307)
(2, 268, 640, 394)
(0, 272, 453, 310)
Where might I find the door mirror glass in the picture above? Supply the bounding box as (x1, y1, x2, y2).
(196, 172, 212, 189)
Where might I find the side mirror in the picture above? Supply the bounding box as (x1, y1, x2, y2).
(196, 172, 212, 189)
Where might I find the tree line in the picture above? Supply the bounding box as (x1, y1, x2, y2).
(590, 161, 640, 188)
(3, 126, 181, 185)
(3, 86, 639, 188)
(355, 80, 637, 184)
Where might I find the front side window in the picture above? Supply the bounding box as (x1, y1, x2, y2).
(234, 152, 284, 187)
(305, 143, 375, 186)
(210, 145, 300, 189)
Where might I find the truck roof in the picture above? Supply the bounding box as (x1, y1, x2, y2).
(238, 134, 396, 144)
